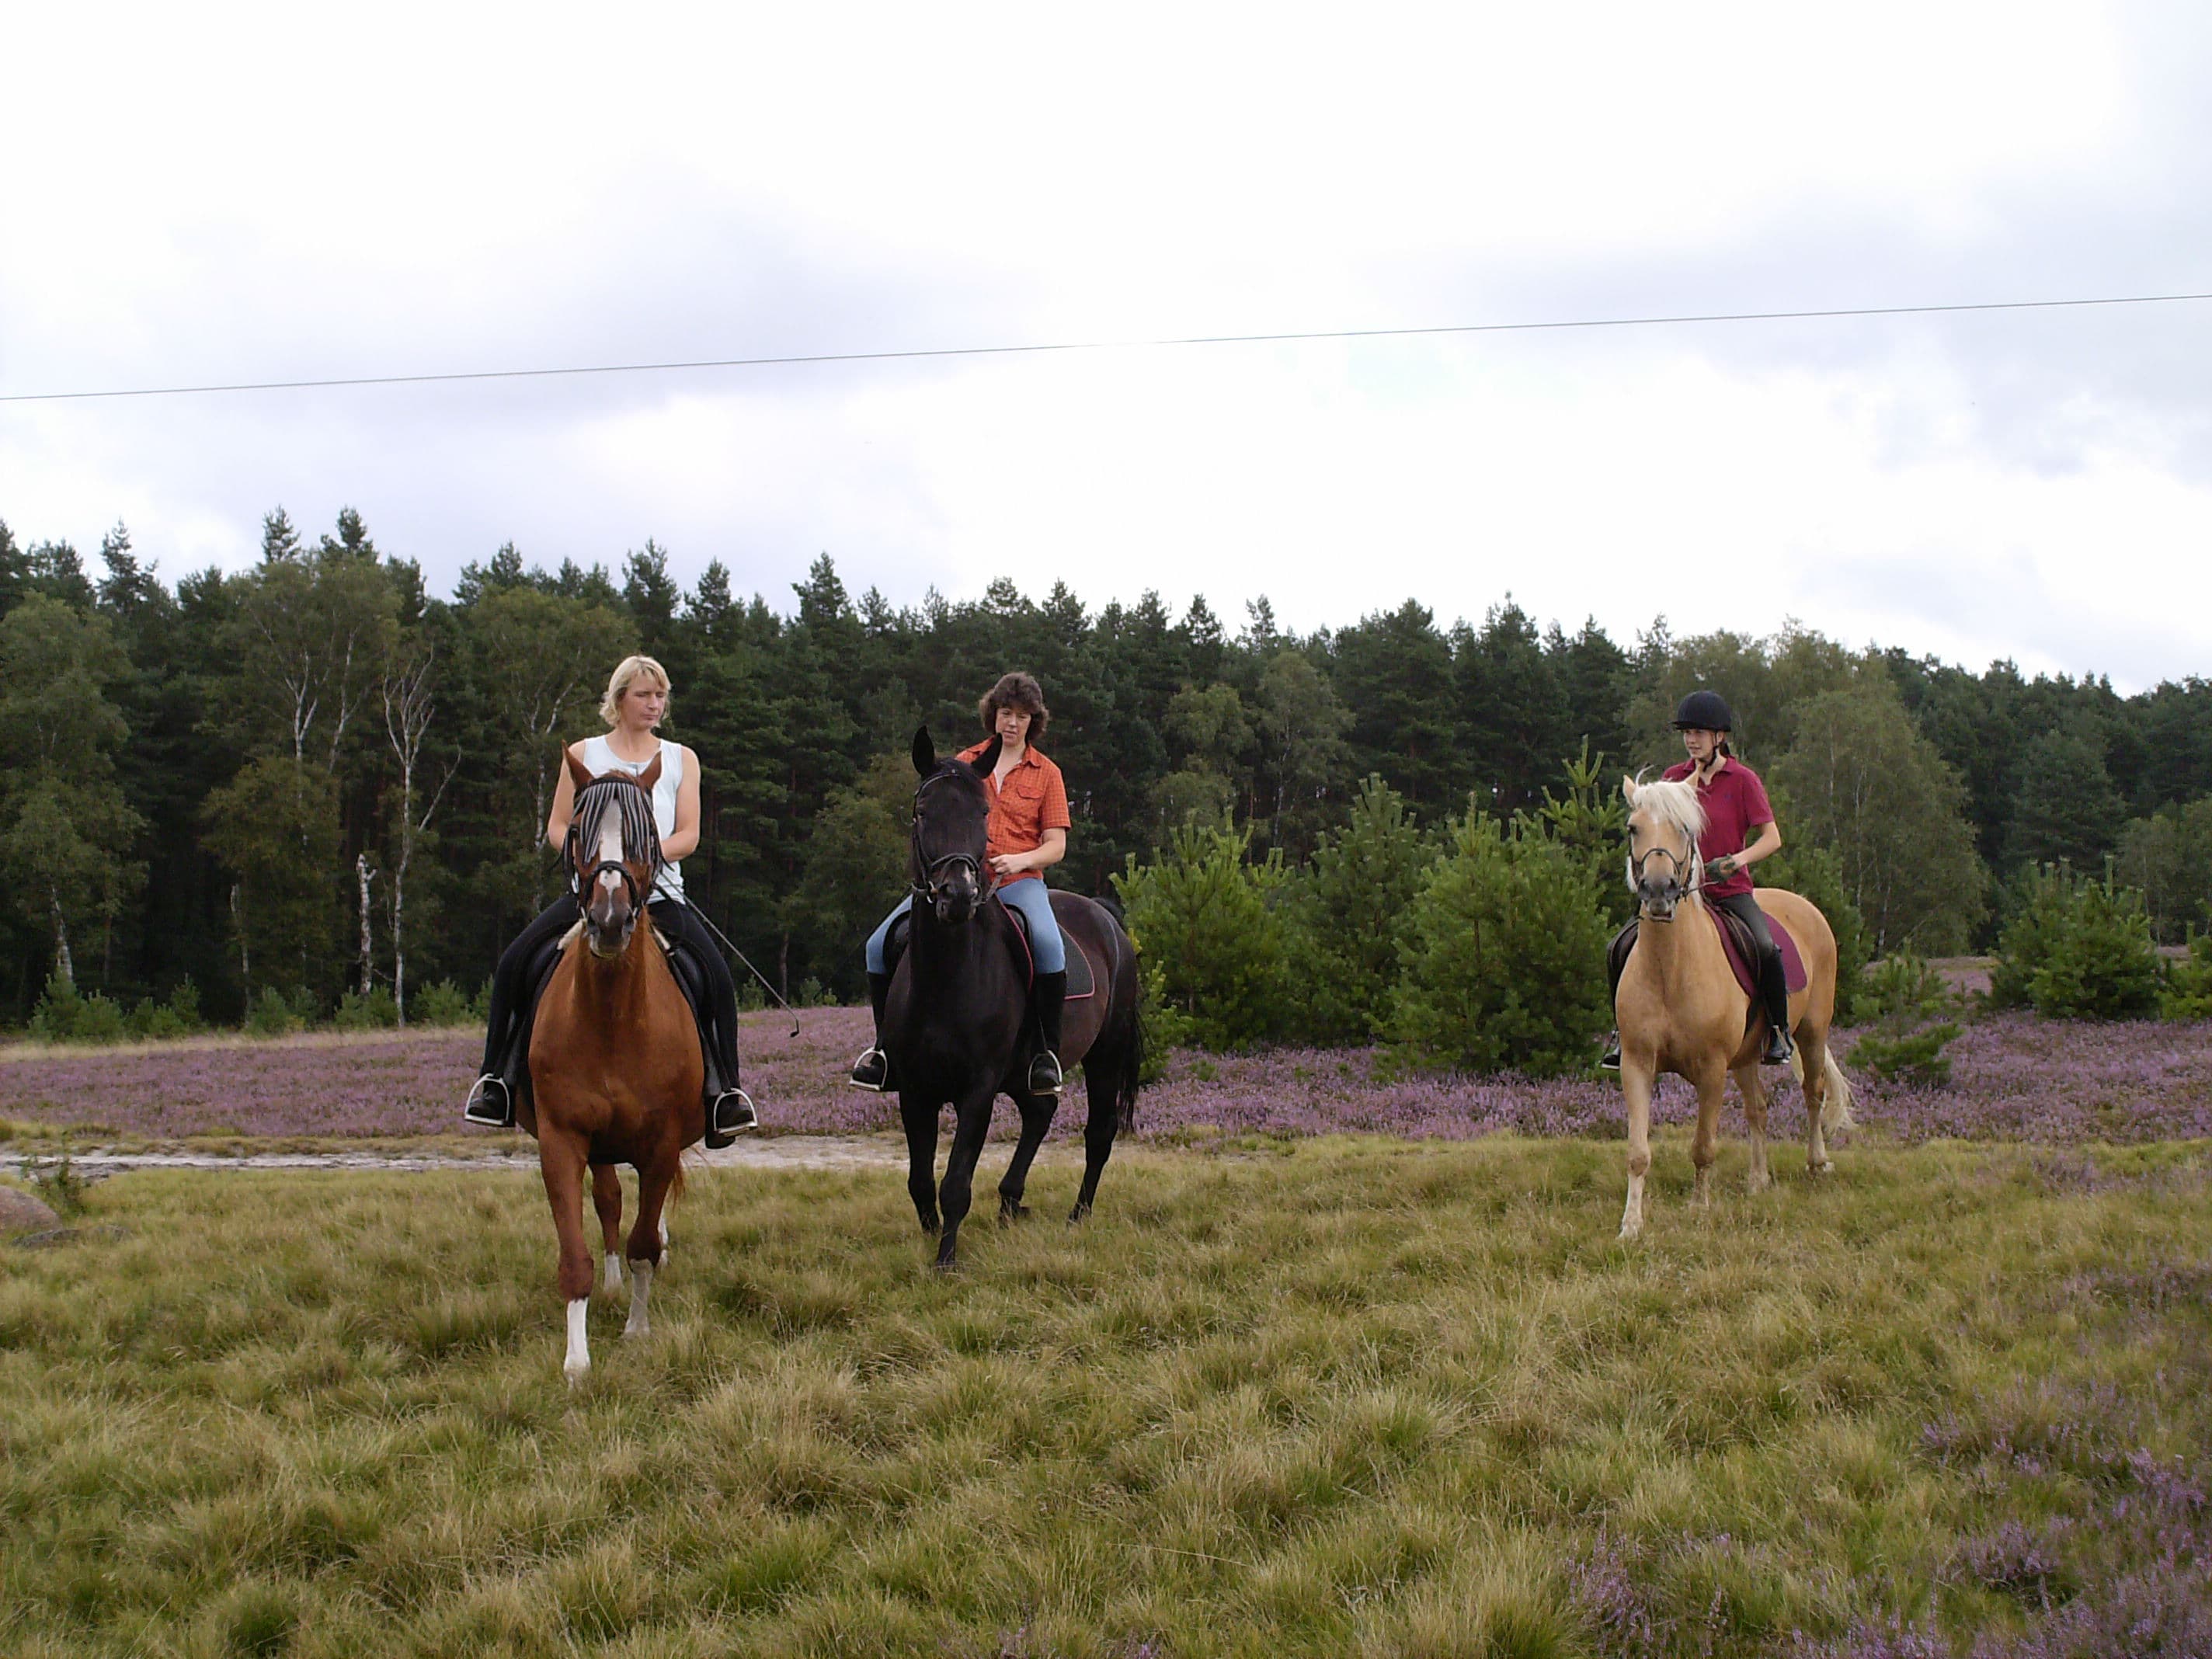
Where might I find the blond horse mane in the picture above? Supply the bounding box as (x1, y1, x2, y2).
(1626, 774, 1706, 889)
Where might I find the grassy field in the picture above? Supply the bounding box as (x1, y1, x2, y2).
(6, 1133, 2212, 1657)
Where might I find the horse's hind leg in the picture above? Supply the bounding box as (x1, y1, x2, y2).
(997, 1091, 1057, 1224)
(1734, 1064, 1772, 1195)
(900, 1092, 944, 1233)
(537, 1128, 596, 1383)
(623, 1157, 678, 1341)
(1800, 1028, 1836, 1174)
(1071, 1059, 1121, 1224)
(591, 1163, 624, 1293)
(1690, 1066, 1727, 1210)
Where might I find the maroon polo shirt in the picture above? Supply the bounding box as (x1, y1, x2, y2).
(1661, 755, 1774, 899)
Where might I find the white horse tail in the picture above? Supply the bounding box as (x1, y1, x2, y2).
(1789, 1044, 1856, 1131)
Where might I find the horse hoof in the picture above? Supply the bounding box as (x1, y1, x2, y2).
(623, 1322, 648, 1341)
(998, 1202, 1031, 1226)
(918, 1215, 941, 1236)
(1068, 1203, 1090, 1226)
(1810, 1159, 1835, 1176)
(564, 1361, 589, 1386)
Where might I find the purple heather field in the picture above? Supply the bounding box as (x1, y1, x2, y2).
(2, 1007, 2210, 1148)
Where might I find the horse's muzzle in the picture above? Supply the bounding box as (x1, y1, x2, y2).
(583, 889, 638, 958)
(931, 880, 983, 923)
(1637, 878, 1685, 921)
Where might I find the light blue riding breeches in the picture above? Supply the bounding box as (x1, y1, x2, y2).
(867, 877, 1066, 975)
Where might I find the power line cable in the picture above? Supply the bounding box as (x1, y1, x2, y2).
(5, 288, 2210, 405)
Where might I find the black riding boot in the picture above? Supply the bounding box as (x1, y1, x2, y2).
(850, 972, 896, 1091)
(1598, 920, 1636, 1070)
(703, 1015, 756, 1148)
(1028, 970, 1067, 1096)
(1758, 950, 1795, 1066)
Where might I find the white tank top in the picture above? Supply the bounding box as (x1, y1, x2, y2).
(579, 734, 686, 901)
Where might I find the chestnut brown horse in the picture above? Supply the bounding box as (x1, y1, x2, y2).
(520, 752, 702, 1381)
(1616, 774, 1855, 1240)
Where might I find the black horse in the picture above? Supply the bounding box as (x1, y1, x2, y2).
(889, 726, 1144, 1268)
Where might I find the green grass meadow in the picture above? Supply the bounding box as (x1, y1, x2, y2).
(5, 1135, 2210, 1657)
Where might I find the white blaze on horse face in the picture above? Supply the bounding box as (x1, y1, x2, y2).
(565, 1296, 591, 1382)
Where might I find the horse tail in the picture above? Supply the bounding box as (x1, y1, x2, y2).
(1788, 1043, 1856, 1132)
(1117, 989, 1144, 1133)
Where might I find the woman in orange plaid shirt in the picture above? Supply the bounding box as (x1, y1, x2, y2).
(851, 671, 1075, 1097)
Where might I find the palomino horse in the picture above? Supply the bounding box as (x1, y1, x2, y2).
(1616, 775, 1854, 1240)
(520, 753, 702, 1381)
(891, 727, 1144, 1269)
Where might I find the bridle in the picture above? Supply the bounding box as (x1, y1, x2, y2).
(1629, 823, 1703, 919)
(565, 774, 661, 915)
(909, 770, 986, 908)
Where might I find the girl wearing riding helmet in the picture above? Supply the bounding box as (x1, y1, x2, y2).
(464, 655, 757, 1145)
(1600, 687, 1793, 1069)
(850, 670, 1073, 1097)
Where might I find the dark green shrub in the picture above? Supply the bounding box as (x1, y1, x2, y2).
(1858, 951, 1957, 1024)
(1758, 842, 1871, 1021)
(334, 986, 401, 1031)
(1283, 775, 1436, 1043)
(412, 979, 477, 1026)
(2163, 932, 2212, 1021)
(1390, 812, 1611, 1076)
(127, 976, 207, 1039)
(1991, 864, 2164, 1020)
(246, 987, 304, 1037)
(1851, 1021, 1963, 1087)
(1115, 820, 1292, 1050)
(28, 976, 127, 1044)
(1522, 740, 1635, 927)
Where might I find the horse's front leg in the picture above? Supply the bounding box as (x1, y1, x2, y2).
(1733, 1063, 1772, 1195)
(899, 1090, 944, 1233)
(591, 1163, 624, 1293)
(537, 1127, 596, 1383)
(935, 1086, 998, 1270)
(1690, 1064, 1728, 1209)
(997, 1090, 1058, 1224)
(1619, 1063, 1656, 1240)
(623, 1156, 678, 1341)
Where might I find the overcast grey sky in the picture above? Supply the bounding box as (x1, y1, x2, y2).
(4, 2, 2209, 689)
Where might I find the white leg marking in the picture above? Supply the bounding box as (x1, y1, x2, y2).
(603, 1252, 623, 1293)
(1619, 1174, 1645, 1240)
(565, 1297, 592, 1384)
(624, 1258, 654, 1339)
(660, 1219, 670, 1257)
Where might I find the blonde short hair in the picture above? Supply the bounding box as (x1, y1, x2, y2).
(600, 655, 672, 727)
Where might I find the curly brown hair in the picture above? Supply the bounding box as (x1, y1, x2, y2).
(979, 671, 1049, 747)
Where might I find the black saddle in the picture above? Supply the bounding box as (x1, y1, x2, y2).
(882, 897, 1094, 997)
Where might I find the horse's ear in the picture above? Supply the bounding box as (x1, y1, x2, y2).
(913, 725, 936, 776)
(637, 753, 662, 791)
(565, 749, 594, 792)
(1620, 774, 1639, 805)
(969, 733, 1003, 777)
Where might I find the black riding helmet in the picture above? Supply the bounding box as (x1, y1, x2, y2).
(1671, 689, 1734, 732)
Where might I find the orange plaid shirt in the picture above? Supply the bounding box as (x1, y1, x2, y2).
(958, 742, 1072, 887)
